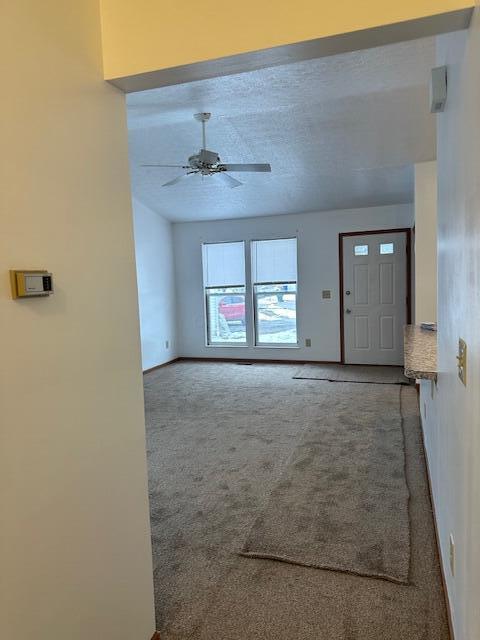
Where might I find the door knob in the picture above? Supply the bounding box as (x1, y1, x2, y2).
(346, 308, 352, 314)
(345, 290, 351, 295)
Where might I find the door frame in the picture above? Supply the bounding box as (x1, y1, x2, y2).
(338, 228, 412, 364)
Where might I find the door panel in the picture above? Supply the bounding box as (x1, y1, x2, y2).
(379, 263, 394, 304)
(380, 315, 394, 350)
(354, 264, 369, 304)
(342, 231, 407, 365)
(354, 315, 370, 349)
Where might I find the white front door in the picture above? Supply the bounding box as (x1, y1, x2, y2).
(342, 231, 408, 365)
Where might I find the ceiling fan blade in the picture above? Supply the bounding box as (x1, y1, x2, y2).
(216, 172, 243, 188)
(142, 164, 190, 168)
(162, 172, 196, 187)
(218, 163, 271, 173)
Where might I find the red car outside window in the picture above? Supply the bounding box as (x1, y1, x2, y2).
(218, 296, 245, 321)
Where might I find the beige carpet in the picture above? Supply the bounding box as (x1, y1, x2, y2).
(240, 386, 410, 583)
(293, 363, 409, 384)
(144, 362, 449, 640)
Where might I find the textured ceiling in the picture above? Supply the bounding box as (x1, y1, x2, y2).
(127, 37, 436, 222)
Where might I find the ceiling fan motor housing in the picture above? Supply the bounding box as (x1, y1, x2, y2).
(189, 148, 221, 173)
(199, 149, 220, 165)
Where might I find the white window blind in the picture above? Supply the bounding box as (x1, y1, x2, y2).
(251, 238, 297, 283)
(202, 241, 245, 287)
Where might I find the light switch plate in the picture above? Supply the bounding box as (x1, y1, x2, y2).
(457, 338, 467, 386)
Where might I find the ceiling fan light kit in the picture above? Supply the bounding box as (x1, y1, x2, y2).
(141, 112, 271, 188)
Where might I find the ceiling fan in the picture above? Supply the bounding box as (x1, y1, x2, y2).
(141, 112, 271, 188)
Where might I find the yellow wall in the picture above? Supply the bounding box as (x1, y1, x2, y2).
(100, 0, 473, 79)
(0, 2, 155, 639)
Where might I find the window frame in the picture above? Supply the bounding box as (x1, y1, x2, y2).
(253, 280, 298, 347)
(250, 237, 299, 348)
(202, 241, 248, 348)
(201, 237, 300, 349)
(204, 285, 248, 347)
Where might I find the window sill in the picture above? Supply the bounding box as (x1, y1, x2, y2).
(254, 344, 300, 349)
(205, 343, 249, 348)
(204, 343, 300, 349)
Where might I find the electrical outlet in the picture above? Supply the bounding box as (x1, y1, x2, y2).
(449, 534, 455, 576)
(165, 340, 169, 349)
(305, 338, 312, 347)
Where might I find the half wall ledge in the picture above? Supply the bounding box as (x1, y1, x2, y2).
(404, 325, 437, 381)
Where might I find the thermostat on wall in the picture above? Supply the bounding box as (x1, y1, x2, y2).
(10, 270, 53, 299)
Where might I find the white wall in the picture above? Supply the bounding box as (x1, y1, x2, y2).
(133, 198, 177, 369)
(0, 3, 155, 640)
(420, 7, 480, 640)
(414, 161, 438, 322)
(173, 204, 413, 361)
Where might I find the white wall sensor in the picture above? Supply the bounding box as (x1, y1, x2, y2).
(430, 66, 447, 113)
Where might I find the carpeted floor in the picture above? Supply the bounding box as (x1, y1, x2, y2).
(144, 362, 449, 640)
(293, 363, 409, 384)
(240, 385, 410, 584)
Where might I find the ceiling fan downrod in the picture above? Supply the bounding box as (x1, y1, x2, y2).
(194, 112, 211, 151)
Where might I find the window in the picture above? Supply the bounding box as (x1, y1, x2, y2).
(380, 242, 394, 254)
(202, 242, 246, 345)
(354, 244, 369, 256)
(251, 238, 297, 345)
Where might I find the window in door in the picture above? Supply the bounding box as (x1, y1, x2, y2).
(354, 244, 369, 256)
(379, 242, 395, 254)
(251, 238, 298, 346)
(202, 241, 246, 345)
